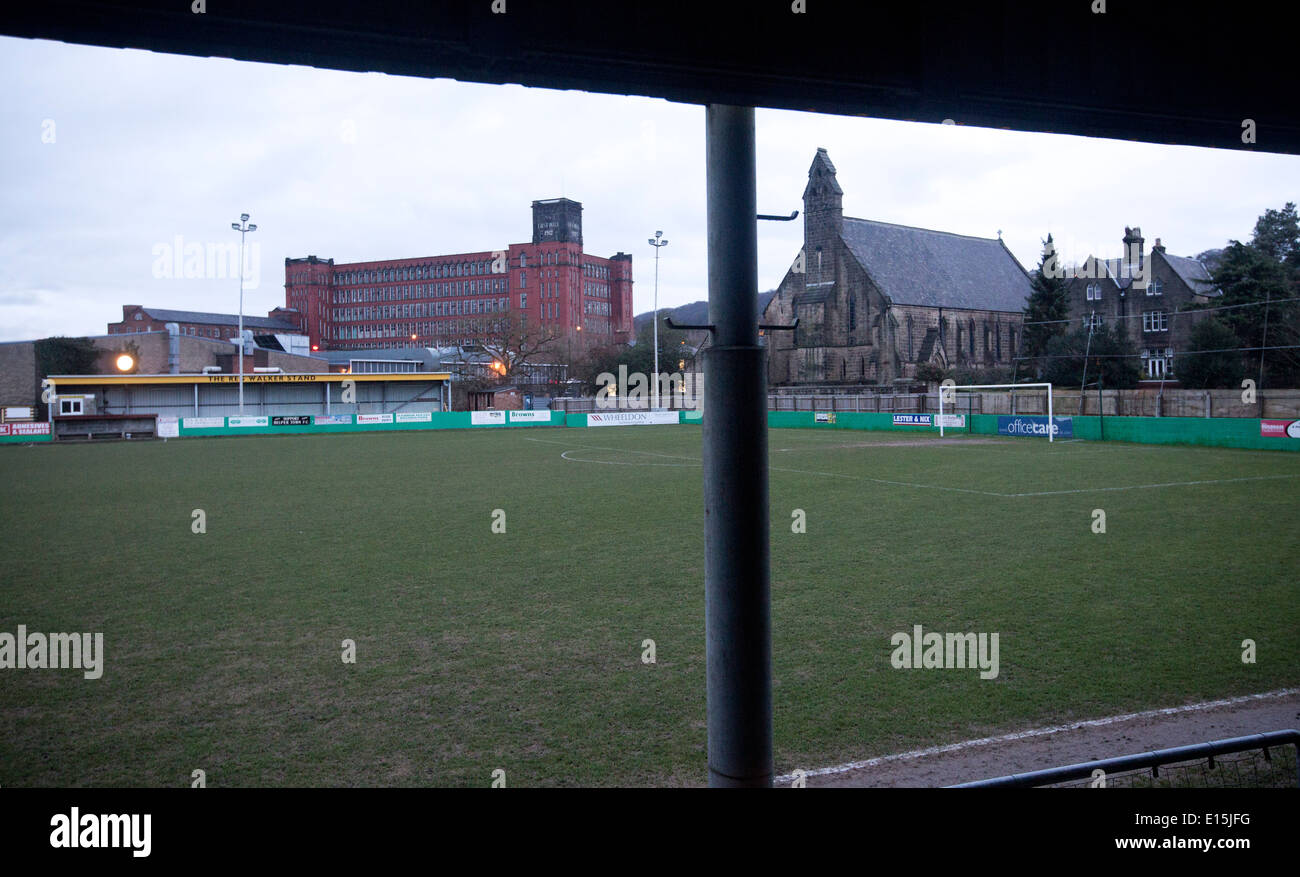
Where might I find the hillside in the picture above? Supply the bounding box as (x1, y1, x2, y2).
(633, 290, 778, 332)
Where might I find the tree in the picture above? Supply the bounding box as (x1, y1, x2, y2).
(1178, 318, 1243, 389)
(1042, 325, 1141, 389)
(1249, 201, 1300, 269)
(577, 311, 695, 387)
(476, 312, 563, 381)
(1020, 234, 1071, 376)
(1199, 238, 1299, 388)
(914, 362, 947, 384)
(34, 336, 100, 418)
(950, 364, 1012, 386)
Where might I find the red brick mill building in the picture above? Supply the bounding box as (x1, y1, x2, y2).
(284, 198, 634, 352)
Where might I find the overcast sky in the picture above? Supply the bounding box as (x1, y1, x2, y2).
(2, 35, 1297, 343)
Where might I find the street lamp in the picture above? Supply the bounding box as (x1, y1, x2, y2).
(231, 213, 257, 413)
(568, 324, 582, 391)
(648, 230, 668, 408)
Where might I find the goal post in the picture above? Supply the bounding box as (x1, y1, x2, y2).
(938, 382, 1055, 442)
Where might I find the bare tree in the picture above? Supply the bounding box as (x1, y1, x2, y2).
(477, 312, 563, 379)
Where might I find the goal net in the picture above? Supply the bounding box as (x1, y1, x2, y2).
(938, 382, 1058, 442)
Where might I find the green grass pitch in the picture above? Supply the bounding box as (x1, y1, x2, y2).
(1, 426, 1297, 786)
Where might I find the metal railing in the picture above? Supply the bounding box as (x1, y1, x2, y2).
(949, 729, 1300, 788)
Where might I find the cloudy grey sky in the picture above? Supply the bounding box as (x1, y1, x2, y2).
(2, 35, 1297, 342)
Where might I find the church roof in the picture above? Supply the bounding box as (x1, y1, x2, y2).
(840, 218, 1034, 312)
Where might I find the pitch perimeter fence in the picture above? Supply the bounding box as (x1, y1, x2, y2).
(768, 389, 1300, 419)
(951, 729, 1300, 789)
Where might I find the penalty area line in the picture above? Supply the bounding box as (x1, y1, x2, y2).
(774, 687, 1300, 785)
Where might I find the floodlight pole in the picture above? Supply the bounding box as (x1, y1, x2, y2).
(231, 213, 257, 414)
(649, 230, 669, 409)
(703, 105, 772, 788)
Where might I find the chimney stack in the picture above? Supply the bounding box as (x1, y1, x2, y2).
(1122, 225, 1145, 272)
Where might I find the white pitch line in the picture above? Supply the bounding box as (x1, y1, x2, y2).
(774, 687, 1300, 784)
(526, 436, 1300, 498)
(768, 465, 1005, 497)
(1005, 472, 1300, 497)
(524, 436, 700, 463)
(560, 450, 696, 467)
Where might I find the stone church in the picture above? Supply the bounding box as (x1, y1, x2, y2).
(763, 149, 1035, 387)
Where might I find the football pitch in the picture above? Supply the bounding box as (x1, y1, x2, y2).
(1, 426, 1297, 787)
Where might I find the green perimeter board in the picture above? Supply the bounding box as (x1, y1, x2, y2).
(176, 411, 564, 437)
(17, 408, 1291, 451)
(762, 410, 1299, 451)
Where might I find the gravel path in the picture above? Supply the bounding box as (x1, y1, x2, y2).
(792, 690, 1300, 787)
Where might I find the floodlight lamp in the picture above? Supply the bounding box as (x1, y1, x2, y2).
(248, 224, 257, 232)
(240, 213, 249, 222)
(115, 354, 134, 372)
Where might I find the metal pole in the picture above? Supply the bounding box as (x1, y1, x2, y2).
(703, 105, 771, 788)
(649, 231, 668, 409)
(1099, 374, 1104, 441)
(232, 214, 256, 415)
(1258, 286, 1271, 392)
(1079, 309, 1095, 410)
(238, 229, 245, 414)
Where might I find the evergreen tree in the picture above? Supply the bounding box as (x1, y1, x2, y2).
(1020, 234, 1071, 377)
(1201, 238, 1299, 388)
(1178, 318, 1243, 389)
(1042, 325, 1141, 389)
(1250, 201, 1300, 269)
(34, 336, 100, 418)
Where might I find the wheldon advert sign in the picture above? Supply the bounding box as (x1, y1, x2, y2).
(587, 411, 679, 426)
